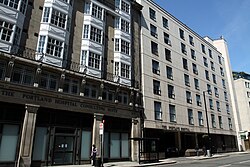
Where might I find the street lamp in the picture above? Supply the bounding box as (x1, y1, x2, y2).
(203, 90, 211, 157)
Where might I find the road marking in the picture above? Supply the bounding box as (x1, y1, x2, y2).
(218, 164, 231, 167)
(239, 160, 250, 164)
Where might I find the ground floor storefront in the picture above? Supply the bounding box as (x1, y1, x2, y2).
(144, 128, 238, 158)
(0, 101, 141, 167)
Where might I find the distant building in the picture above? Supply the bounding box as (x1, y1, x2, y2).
(137, 0, 237, 156)
(233, 71, 250, 150)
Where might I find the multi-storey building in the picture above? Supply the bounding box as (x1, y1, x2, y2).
(233, 71, 250, 150)
(137, 0, 237, 157)
(0, 0, 143, 166)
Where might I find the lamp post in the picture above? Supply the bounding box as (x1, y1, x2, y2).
(203, 91, 211, 157)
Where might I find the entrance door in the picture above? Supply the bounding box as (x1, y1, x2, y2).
(53, 135, 75, 165)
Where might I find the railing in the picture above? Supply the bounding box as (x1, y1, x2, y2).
(2, 45, 139, 88)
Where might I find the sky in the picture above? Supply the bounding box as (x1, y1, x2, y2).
(154, 0, 250, 73)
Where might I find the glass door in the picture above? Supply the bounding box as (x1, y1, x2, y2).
(53, 136, 74, 165)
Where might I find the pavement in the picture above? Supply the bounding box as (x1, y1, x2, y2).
(48, 151, 250, 167)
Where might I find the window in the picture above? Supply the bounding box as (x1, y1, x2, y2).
(0, 0, 19, 9)
(214, 87, 219, 97)
(205, 70, 210, 80)
(246, 82, 250, 88)
(181, 43, 187, 54)
(165, 48, 171, 62)
(46, 37, 63, 57)
(169, 104, 176, 122)
(151, 41, 158, 55)
(38, 35, 46, 53)
(150, 24, 157, 38)
(149, 8, 156, 21)
(228, 118, 232, 130)
(84, 2, 91, 14)
(191, 49, 196, 60)
(0, 61, 6, 80)
(114, 62, 119, 76)
(211, 61, 215, 71)
(183, 58, 188, 70)
(218, 55, 222, 65)
(164, 32, 171, 45)
(39, 72, 58, 90)
(203, 57, 208, 67)
(121, 39, 130, 55)
(166, 66, 173, 79)
(226, 104, 230, 114)
(211, 114, 216, 128)
(207, 84, 212, 94)
(168, 84, 175, 99)
(11, 66, 34, 85)
(0, 20, 14, 42)
(154, 101, 162, 120)
(88, 51, 101, 69)
(220, 67, 224, 76)
(63, 78, 79, 94)
(222, 79, 226, 88)
(92, 3, 103, 19)
(224, 91, 228, 101)
(121, 19, 130, 33)
(162, 17, 168, 29)
(212, 74, 217, 84)
(201, 44, 206, 54)
(186, 91, 192, 103)
(188, 109, 194, 125)
(179, 28, 185, 40)
(83, 25, 89, 38)
(196, 94, 202, 106)
(121, 0, 130, 14)
(115, 17, 119, 28)
(42, 7, 50, 22)
(189, 35, 194, 46)
(216, 101, 220, 111)
(247, 92, 250, 98)
(90, 26, 102, 43)
(51, 8, 67, 29)
(118, 92, 129, 104)
(184, 74, 190, 86)
(192, 63, 198, 75)
(209, 98, 214, 110)
(198, 111, 204, 126)
(209, 49, 213, 58)
(115, 38, 119, 51)
(194, 78, 199, 90)
(84, 84, 98, 98)
(121, 63, 130, 78)
(153, 80, 161, 95)
(218, 116, 223, 129)
(152, 60, 160, 75)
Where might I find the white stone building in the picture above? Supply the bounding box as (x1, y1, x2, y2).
(137, 0, 237, 156)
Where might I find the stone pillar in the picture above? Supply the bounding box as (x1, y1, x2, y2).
(4, 56, 15, 82)
(176, 131, 182, 151)
(18, 104, 39, 167)
(33, 64, 42, 87)
(58, 70, 66, 92)
(131, 118, 141, 162)
(92, 113, 104, 156)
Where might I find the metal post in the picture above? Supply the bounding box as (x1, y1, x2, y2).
(203, 91, 211, 157)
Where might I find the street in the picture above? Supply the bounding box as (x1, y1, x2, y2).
(161, 153, 250, 167)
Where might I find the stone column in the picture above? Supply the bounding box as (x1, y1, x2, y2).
(18, 104, 39, 167)
(131, 118, 141, 162)
(92, 113, 104, 156)
(176, 131, 182, 151)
